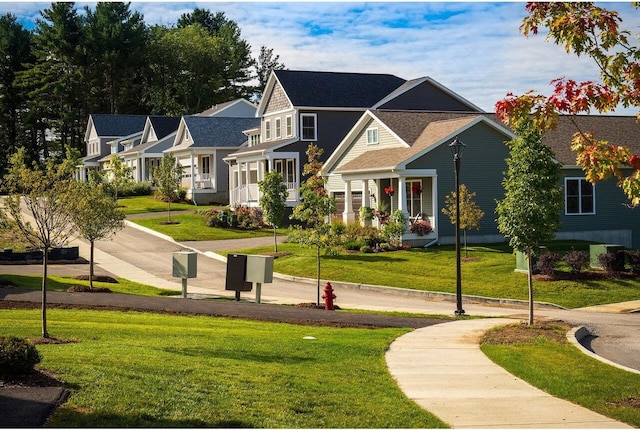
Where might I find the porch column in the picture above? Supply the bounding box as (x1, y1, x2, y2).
(397, 177, 408, 216)
(343, 180, 355, 223)
(374, 179, 381, 228)
(141, 156, 146, 182)
(361, 180, 371, 226)
(245, 162, 251, 201)
(190, 152, 196, 191)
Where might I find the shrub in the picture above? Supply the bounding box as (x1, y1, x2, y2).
(120, 181, 152, 197)
(343, 239, 366, 251)
(331, 221, 346, 236)
(176, 187, 187, 202)
(234, 206, 264, 229)
(382, 210, 407, 247)
(360, 245, 373, 253)
(626, 250, 640, 275)
(204, 210, 227, 228)
(343, 223, 381, 246)
(563, 250, 590, 274)
(598, 251, 625, 275)
(536, 252, 560, 276)
(358, 206, 374, 221)
(0, 337, 41, 376)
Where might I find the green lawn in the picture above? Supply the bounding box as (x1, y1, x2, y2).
(221, 242, 640, 309)
(481, 322, 640, 427)
(0, 274, 178, 296)
(129, 213, 286, 241)
(0, 308, 447, 428)
(117, 195, 219, 215)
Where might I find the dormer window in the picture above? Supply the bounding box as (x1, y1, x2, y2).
(184, 128, 191, 141)
(301, 113, 317, 141)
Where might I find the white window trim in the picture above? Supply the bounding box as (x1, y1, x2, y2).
(265, 119, 272, 141)
(300, 113, 317, 141)
(275, 118, 282, 139)
(564, 177, 596, 215)
(366, 127, 379, 145)
(285, 115, 293, 137)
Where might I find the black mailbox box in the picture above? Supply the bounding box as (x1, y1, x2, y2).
(225, 254, 252, 292)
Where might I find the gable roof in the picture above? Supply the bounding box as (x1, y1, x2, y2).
(263, 70, 406, 111)
(542, 115, 640, 166)
(330, 111, 512, 174)
(147, 116, 180, 140)
(87, 114, 147, 138)
(372, 77, 484, 112)
(197, 98, 257, 117)
(171, 116, 260, 150)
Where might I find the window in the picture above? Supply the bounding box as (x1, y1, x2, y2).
(275, 118, 282, 139)
(405, 180, 423, 218)
(201, 156, 210, 175)
(274, 159, 295, 184)
(286, 115, 293, 137)
(265, 120, 271, 140)
(300, 113, 317, 141)
(366, 128, 379, 145)
(250, 134, 260, 146)
(565, 178, 595, 214)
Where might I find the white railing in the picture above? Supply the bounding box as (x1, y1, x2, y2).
(231, 182, 298, 206)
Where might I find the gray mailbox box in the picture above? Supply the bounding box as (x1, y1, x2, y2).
(173, 251, 197, 298)
(246, 255, 274, 304)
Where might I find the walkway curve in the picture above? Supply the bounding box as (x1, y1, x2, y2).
(385, 318, 632, 429)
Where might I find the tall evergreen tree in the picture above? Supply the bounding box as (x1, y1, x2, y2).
(0, 14, 32, 173)
(254, 45, 285, 100)
(16, 2, 87, 158)
(84, 2, 148, 114)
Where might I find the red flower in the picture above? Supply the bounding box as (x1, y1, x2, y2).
(411, 183, 422, 194)
(384, 186, 395, 196)
(629, 154, 640, 171)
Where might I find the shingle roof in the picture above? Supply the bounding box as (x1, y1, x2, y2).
(148, 116, 180, 140)
(336, 112, 485, 172)
(542, 115, 640, 165)
(89, 114, 147, 137)
(182, 116, 260, 148)
(274, 70, 406, 108)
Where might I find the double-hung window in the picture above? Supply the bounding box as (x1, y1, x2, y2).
(275, 118, 282, 139)
(285, 115, 293, 137)
(300, 113, 317, 141)
(565, 178, 595, 215)
(366, 128, 379, 145)
(265, 120, 272, 141)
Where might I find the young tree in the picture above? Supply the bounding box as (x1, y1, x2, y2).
(258, 170, 288, 252)
(108, 154, 132, 201)
(495, 3, 640, 206)
(68, 181, 125, 289)
(442, 184, 485, 257)
(290, 144, 337, 306)
(152, 153, 183, 224)
(2, 148, 77, 338)
(495, 120, 563, 325)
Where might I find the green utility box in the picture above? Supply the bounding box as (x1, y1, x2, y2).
(515, 247, 545, 274)
(589, 244, 625, 270)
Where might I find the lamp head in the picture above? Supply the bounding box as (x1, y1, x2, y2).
(449, 137, 465, 160)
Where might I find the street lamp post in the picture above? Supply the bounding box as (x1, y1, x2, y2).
(449, 137, 466, 316)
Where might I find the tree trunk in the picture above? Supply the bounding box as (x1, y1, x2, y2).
(273, 226, 278, 253)
(527, 248, 534, 326)
(316, 245, 321, 306)
(89, 240, 95, 289)
(41, 249, 49, 338)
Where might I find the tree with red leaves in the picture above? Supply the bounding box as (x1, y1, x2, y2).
(495, 2, 640, 206)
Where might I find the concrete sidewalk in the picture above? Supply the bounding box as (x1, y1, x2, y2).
(386, 318, 632, 428)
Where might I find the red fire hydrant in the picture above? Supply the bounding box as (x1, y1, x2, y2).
(322, 282, 336, 310)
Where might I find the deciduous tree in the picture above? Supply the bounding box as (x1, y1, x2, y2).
(258, 170, 288, 252)
(152, 153, 183, 224)
(442, 184, 485, 257)
(2, 148, 77, 338)
(495, 2, 640, 206)
(290, 144, 337, 305)
(495, 120, 563, 325)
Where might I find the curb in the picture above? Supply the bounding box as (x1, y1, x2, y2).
(568, 326, 640, 375)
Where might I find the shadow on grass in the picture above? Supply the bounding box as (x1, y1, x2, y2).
(0, 275, 74, 291)
(157, 346, 316, 365)
(52, 409, 253, 428)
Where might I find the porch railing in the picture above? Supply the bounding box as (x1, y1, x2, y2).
(231, 182, 298, 206)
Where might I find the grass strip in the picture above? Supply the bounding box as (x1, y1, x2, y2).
(0, 308, 447, 428)
(481, 321, 640, 427)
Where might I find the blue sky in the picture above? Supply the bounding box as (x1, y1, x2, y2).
(3, 2, 639, 114)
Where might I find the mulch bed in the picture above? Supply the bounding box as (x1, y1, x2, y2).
(0, 369, 65, 388)
(533, 271, 640, 281)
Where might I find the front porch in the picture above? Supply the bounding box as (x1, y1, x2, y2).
(228, 154, 299, 207)
(337, 175, 438, 247)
